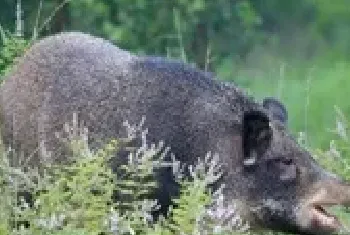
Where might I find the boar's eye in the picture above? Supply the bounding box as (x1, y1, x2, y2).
(274, 157, 297, 182)
(281, 158, 293, 166)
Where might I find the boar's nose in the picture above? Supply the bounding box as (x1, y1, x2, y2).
(306, 158, 350, 205)
(310, 174, 350, 206)
(297, 173, 350, 235)
(319, 169, 343, 183)
(311, 158, 345, 184)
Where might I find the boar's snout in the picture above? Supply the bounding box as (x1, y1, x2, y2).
(296, 178, 350, 234)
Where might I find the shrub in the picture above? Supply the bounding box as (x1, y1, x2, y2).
(0, 29, 28, 79)
(0, 116, 249, 235)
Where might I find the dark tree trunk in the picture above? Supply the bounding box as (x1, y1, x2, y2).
(192, 22, 211, 71)
(51, 0, 69, 33)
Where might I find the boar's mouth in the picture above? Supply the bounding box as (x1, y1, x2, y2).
(298, 182, 350, 234)
(307, 204, 342, 233)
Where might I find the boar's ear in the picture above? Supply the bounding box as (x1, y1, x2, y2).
(243, 110, 272, 167)
(263, 97, 288, 125)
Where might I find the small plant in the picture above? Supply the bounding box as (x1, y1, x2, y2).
(0, 28, 28, 78)
(314, 106, 350, 179)
(169, 152, 222, 234)
(168, 152, 249, 235)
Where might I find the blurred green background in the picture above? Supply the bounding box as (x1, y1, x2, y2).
(1, 0, 349, 149)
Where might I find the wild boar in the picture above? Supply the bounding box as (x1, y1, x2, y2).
(1, 32, 349, 235)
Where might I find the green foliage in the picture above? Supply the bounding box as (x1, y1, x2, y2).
(164, 153, 247, 235)
(169, 154, 218, 234)
(2, 0, 350, 67)
(0, 119, 251, 235)
(0, 29, 27, 78)
(0, 150, 14, 235)
(69, 0, 262, 68)
(111, 135, 167, 234)
(0, 139, 117, 235)
(114, 142, 161, 212)
(33, 143, 116, 233)
(313, 107, 350, 179)
(170, 177, 212, 234)
(2, 0, 348, 65)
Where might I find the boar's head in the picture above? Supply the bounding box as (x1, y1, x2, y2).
(231, 100, 350, 235)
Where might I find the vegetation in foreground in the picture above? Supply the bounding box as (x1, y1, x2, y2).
(0, 115, 250, 235)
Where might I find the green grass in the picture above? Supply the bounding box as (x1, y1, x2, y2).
(218, 55, 350, 150)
